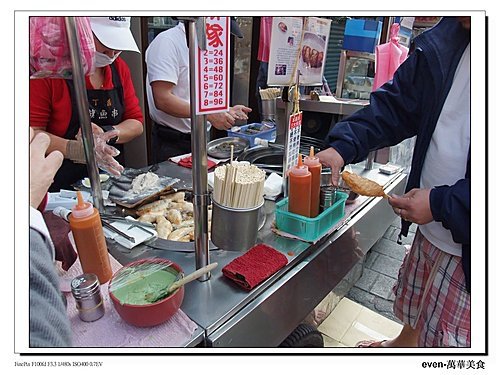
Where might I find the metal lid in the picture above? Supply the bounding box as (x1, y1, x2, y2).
(71, 273, 100, 299)
(320, 186, 336, 196)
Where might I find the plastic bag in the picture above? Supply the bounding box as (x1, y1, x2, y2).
(30, 16, 95, 79)
(372, 23, 409, 91)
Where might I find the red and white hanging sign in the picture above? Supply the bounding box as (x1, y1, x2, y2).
(284, 111, 303, 173)
(195, 17, 230, 115)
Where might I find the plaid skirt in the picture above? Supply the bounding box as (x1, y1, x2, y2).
(393, 229, 471, 347)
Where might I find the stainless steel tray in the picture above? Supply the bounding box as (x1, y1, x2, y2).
(207, 137, 249, 159)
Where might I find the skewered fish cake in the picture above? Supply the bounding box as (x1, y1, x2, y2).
(341, 170, 389, 198)
(156, 216, 173, 239)
(166, 208, 183, 225)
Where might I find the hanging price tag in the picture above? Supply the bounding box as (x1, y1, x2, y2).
(195, 17, 230, 115)
(284, 111, 303, 173)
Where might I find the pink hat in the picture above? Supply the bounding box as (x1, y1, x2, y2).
(90, 16, 139, 53)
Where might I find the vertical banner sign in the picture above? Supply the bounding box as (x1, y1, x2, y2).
(195, 17, 230, 115)
(284, 111, 303, 173)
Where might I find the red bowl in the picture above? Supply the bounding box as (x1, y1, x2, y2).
(108, 258, 184, 327)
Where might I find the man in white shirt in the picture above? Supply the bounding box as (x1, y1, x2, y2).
(145, 18, 252, 162)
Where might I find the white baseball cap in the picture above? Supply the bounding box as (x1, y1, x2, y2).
(90, 16, 140, 53)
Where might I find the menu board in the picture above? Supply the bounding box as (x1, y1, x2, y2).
(267, 17, 304, 86)
(284, 111, 303, 173)
(299, 17, 331, 85)
(267, 17, 331, 87)
(195, 17, 230, 114)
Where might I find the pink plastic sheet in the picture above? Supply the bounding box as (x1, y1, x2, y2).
(58, 252, 198, 347)
(373, 23, 409, 91)
(30, 16, 95, 79)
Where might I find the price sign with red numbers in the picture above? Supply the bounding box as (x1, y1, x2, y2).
(284, 111, 303, 173)
(195, 17, 230, 115)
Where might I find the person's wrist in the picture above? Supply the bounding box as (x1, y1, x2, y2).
(102, 125, 119, 145)
(66, 140, 86, 164)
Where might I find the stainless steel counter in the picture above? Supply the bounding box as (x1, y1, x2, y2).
(276, 98, 368, 117)
(107, 161, 407, 347)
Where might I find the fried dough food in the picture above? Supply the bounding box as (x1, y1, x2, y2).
(136, 193, 212, 242)
(341, 170, 389, 198)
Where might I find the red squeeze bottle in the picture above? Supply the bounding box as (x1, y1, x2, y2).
(288, 154, 312, 217)
(303, 146, 322, 217)
(69, 191, 112, 284)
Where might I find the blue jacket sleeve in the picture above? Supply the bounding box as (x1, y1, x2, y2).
(328, 49, 427, 165)
(429, 179, 470, 245)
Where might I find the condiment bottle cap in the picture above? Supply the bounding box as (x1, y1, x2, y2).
(290, 154, 310, 176)
(71, 191, 94, 218)
(304, 146, 320, 166)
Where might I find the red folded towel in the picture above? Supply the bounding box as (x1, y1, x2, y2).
(222, 244, 288, 291)
(178, 155, 217, 170)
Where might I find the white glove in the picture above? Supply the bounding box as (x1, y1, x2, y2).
(92, 129, 124, 177)
(69, 128, 124, 177)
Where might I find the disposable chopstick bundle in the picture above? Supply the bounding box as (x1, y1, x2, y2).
(213, 161, 266, 209)
(259, 87, 281, 101)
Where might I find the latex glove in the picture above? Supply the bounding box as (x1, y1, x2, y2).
(229, 105, 252, 121)
(93, 129, 124, 177)
(73, 128, 124, 176)
(76, 122, 104, 137)
(388, 189, 433, 224)
(30, 128, 63, 207)
(316, 147, 345, 186)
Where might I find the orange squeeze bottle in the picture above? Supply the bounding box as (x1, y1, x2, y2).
(288, 154, 312, 217)
(303, 146, 322, 217)
(69, 191, 112, 284)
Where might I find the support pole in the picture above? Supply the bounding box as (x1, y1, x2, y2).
(65, 17, 104, 211)
(186, 19, 211, 281)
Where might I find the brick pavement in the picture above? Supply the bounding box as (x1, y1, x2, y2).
(346, 216, 416, 323)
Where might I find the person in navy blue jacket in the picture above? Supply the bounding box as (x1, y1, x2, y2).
(317, 17, 471, 347)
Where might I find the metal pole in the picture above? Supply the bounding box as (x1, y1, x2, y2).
(282, 87, 293, 198)
(283, 71, 301, 198)
(187, 19, 210, 281)
(64, 17, 104, 211)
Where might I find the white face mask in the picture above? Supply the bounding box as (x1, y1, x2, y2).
(94, 51, 121, 68)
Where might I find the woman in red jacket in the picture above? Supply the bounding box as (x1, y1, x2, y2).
(30, 16, 144, 191)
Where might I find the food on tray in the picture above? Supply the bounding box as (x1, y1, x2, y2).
(241, 124, 267, 135)
(156, 216, 173, 239)
(166, 208, 183, 225)
(136, 191, 185, 216)
(341, 170, 389, 198)
(130, 172, 160, 194)
(213, 141, 246, 154)
(136, 192, 211, 241)
(167, 227, 194, 242)
(106, 168, 179, 208)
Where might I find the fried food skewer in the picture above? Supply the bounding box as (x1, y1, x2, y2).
(341, 170, 389, 199)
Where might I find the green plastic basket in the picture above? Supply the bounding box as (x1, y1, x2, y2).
(275, 191, 348, 242)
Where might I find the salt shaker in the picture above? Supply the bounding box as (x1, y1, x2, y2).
(71, 273, 105, 322)
(319, 186, 337, 213)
